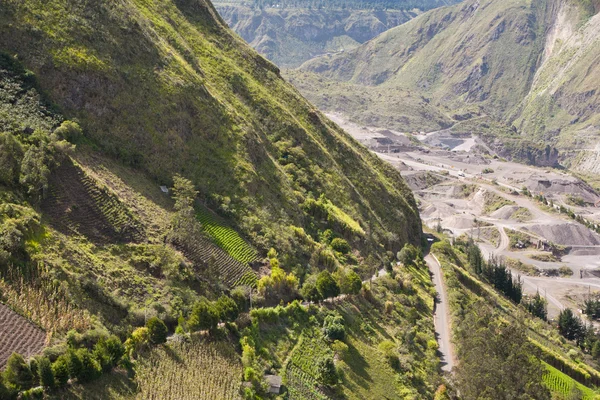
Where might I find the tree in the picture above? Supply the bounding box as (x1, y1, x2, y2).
(216, 296, 239, 322)
(66, 349, 83, 380)
(397, 244, 419, 267)
(38, 356, 55, 389)
(188, 299, 219, 332)
(317, 357, 337, 386)
(76, 349, 101, 383)
(316, 270, 340, 299)
(93, 336, 125, 370)
(52, 355, 70, 386)
(146, 317, 168, 344)
(455, 304, 550, 400)
(0, 132, 24, 185)
(335, 269, 362, 295)
(19, 144, 50, 199)
(257, 264, 299, 304)
(171, 174, 199, 239)
(300, 280, 322, 302)
(523, 291, 547, 321)
(323, 314, 345, 341)
(3, 353, 34, 391)
(558, 309, 585, 344)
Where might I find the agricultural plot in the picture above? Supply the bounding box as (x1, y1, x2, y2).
(42, 160, 144, 244)
(284, 330, 332, 400)
(196, 207, 257, 264)
(0, 303, 46, 369)
(175, 235, 258, 288)
(135, 339, 242, 399)
(543, 362, 597, 399)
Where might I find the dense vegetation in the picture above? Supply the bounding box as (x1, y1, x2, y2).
(0, 0, 433, 398)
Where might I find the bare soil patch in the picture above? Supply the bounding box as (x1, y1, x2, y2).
(0, 303, 46, 369)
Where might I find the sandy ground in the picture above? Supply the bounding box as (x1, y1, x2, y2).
(333, 114, 600, 320)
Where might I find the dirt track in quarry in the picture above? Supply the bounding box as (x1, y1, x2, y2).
(331, 113, 600, 320)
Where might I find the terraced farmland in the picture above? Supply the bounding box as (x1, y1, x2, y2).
(42, 160, 145, 244)
(196, 207, 258, 264)
(543, 362, 597, 399)
(0, 303, 46, 369)
(175, 235, 257, 288)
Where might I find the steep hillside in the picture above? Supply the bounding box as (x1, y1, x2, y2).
(0, 0, 433, 398)
(291, 0, 600, 171)
(0, 0, 422, 263)
(214, 0, 463, 67)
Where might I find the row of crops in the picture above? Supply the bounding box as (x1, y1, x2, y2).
(177, 234, 258, 288)
(196, 206, 258, 264)
(135, 339, 242, 399)
(542, 362, 597, 399)
(284, 330, 333, 400)
(286, 364, 330, 400)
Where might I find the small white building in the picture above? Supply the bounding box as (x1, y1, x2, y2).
(264, 375, 282, 394)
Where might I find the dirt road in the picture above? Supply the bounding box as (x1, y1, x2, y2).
(426, 254, 455, 372)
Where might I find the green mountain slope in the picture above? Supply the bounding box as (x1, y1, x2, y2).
(214, 0, 464, 67)
(0, 0, 432, 398)
(0, 0, 422, 261)
(291, 0, 600, 171)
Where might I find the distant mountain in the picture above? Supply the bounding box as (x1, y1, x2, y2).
(290, 0, 600, 173)
(214, 0, 463, 67)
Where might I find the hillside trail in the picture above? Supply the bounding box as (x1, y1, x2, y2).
(425, 253, 455, 373)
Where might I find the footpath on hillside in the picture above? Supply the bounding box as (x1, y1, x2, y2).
(425, 253, 455, 373)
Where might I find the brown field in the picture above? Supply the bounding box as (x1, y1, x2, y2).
(0, 303, 46, 369)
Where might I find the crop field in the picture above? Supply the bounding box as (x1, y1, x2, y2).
(0, 303, 46, 369)
(42, 161, 145, 245)
(542, 362, 597, 399)
(134, 339, 242, 399)
(176, 235, 257, 288)
(284, 330, 333, 399)
(196, 207, 257, 264)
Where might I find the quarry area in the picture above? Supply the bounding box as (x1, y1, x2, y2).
(328, 113, 600, 320)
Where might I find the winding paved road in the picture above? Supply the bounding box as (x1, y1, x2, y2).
(426, 254, 455, 372)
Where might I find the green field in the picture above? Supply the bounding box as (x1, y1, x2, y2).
(196, 206, 258, 264)
(543, 362, 598, 399)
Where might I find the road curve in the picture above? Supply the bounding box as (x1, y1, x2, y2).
(425, 254, 455, 373)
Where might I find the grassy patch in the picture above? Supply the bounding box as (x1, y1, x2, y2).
(483, 191, 515, 214)
(543, 362, 597, 400)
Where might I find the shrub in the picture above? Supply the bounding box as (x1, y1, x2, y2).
(125, 327, 150, 357)
(146, 317, 168, 345)
(323, 314, 345, 341)
(53, 120, 83, 142)
(216, 296, 239, 322)
(37, 356, 54, 389)
(330, 238, 351, 254)
(51, 355, 70, 386)
(378, 340, 399, 369)
(331, 340, 349, 361)
(3, 353, 34, 391)
(316, 270, 340, 299)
